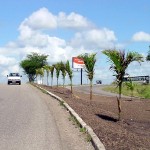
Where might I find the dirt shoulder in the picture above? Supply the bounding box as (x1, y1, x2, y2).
(40, 85, 150, 150)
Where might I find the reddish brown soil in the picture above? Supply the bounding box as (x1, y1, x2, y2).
(39, 85, 150, 150)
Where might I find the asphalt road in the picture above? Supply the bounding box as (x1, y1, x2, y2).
(73, 84, 129, 98)
(0, 84, 94, 150)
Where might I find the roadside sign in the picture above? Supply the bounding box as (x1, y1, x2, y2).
(123, 75, 149, 83)
(72, 57, 85, 69)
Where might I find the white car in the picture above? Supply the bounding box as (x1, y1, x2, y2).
(7, 73, 22, 85)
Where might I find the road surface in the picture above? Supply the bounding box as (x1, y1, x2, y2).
(73, 84, 129, 98)
(0, 84, 94, 150)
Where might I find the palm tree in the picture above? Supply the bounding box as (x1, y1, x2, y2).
(54, 62, 61, 87)
(78, 53, 96, 100)
(60, 61, 66, 87)
(36, 68, 44, 84)
(65, 60, 73, 93)
(35, 69, 39, 83)
(50, 65, 54, 87)
(36, 68, 41, 83)
(102, 49, 143, 120)
(43, 65, 51, 85)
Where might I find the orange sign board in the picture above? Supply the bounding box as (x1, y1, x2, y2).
(72, 57, 85, 69)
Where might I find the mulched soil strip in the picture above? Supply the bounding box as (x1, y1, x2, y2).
(34, 84, 105, 150)
(34, 84, 150, 150)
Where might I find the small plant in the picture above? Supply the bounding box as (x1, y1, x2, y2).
(68, 116, 92, 142)
(86, 134, 92, 142)
(68, 116, 80, 127)
(137, 87, 146, 95)
(59, 101, 65, 106)
(124, 79, 137, 100)
(80, 127, 86, 133)
(40, 88, 48, 94)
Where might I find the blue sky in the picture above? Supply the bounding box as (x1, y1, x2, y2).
(0, 0, 150, 84)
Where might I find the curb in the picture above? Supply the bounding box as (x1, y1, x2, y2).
(34, 84, 106, 150)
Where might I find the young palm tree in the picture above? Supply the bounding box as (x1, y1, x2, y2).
(35, 69, 40, 83)
(60, 61, 66, 87)
(43, 65, 51, 85)
(78, 53, 96, 100)
(102, 49, 143, 120)
(36, 68, 44, 84)
(54, 62, 61, 87)
(65, 60, 73, 93)
(50, 65, 54, 87)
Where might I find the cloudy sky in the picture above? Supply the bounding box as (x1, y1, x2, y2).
(0, 0, 150, 84)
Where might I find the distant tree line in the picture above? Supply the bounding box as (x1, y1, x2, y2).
(20, 52, 73, 93)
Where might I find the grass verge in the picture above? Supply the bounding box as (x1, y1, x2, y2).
(103, 83, 150, 99)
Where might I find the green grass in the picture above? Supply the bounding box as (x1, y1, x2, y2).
(68, 116, 92, 142)
(86, 134, 92, 142)
(69, 116, 81, 127)
(40, 88, 48, 94)
(80, 127, 86, 133)
(103, 83, 150, 99)
(59, 101, 65, 106)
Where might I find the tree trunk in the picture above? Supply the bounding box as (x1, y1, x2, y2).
(28, 74, 34, 82)
(57, 78, 58, 87)
(51, 77, 53, 88)
(63, 77, 65, 88)
(47, 74, 49, 85)
(70, 79, 73, 94)
(117, 83, 122, 121)
(40, 75, 42, 84)
(131, 90, 133, 101)
(90, 80, 92, 100)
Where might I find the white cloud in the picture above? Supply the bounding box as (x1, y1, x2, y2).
(132, 31, 150, 42)
(0, 55, 19, 78)
(95, 68, 115, 84)
(70, 28, 117, 49)
(1, 64, 20, 76)
(17, 8, 117, 53)
(127, 60, 150, 76)
(0, 55, 16, 66)
(18, 25, 35, 40)
(57, 12, 93, 29)
(19, 8, 92, 37)
(19, 8, 57, 31)
(1, 70, 9, 76)
(8, 65, 20, 73)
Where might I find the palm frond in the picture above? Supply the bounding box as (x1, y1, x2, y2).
(78, 53, 96, 80)
(65, 60, 73, 80)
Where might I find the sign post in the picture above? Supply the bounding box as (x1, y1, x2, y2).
(81, 68, 83, 85)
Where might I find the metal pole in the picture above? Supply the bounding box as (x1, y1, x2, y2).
(81, 68, 83, 85)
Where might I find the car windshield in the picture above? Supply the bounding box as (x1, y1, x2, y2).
(9, 73, 20, 77)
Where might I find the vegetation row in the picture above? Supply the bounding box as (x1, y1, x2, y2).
(20, 49, 150, 121)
